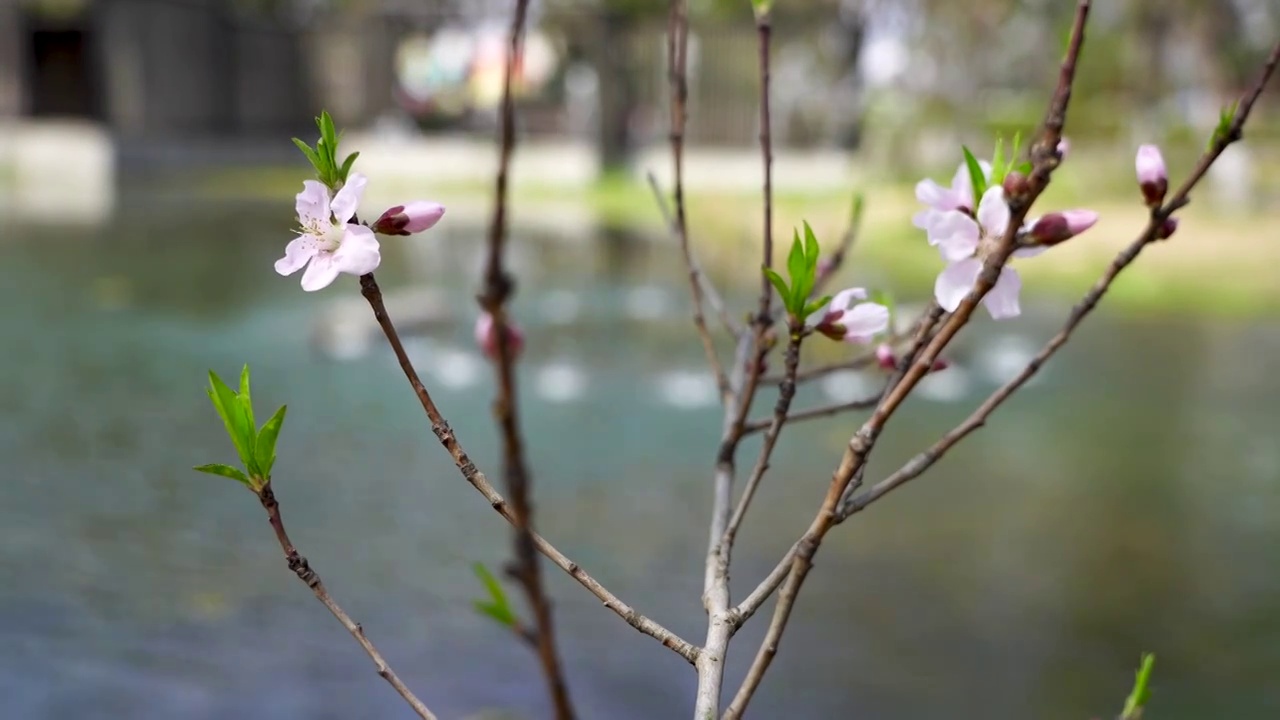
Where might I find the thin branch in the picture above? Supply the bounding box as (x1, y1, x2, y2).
(256, 483, 437, 720)
(477, 1, 576, 718)
(661, 1, 732, 398)
(754, 13, 775, 327)
(811, 191, 866, 296)
(723, 6, 1094, 716)
(358, 273, 698, 664)
(729, 542, 795, 629)
(844, 35, 1280, 519)
(647, 173, 740, 345)
(743, 392, 882, 435)
(723, 329, 803, 548)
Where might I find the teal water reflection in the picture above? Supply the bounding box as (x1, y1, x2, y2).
(1, 193, 1279, 719)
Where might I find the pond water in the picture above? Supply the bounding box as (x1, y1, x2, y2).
(2, 189, 1279, 720)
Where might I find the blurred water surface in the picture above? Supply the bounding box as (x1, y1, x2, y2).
(2, 189, 1279, 720)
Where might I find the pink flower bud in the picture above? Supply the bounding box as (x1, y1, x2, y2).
(1156, 216, 1179, 240)
(475, 311, 525, 360)
(1056, 138, 1070, 159)
(875, 343, 897, 370)
(1028, 209, 1098, 246)
(1135, 145, 1168, 208)
(372, 201, 446, 236)
(929, 356, 950, 373)
(816, 257, 834, 278)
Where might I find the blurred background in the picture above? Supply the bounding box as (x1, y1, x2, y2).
(2, 0, 1279, 718)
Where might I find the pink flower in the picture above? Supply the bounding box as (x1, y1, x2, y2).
(1026, 209, 1099, 246)
(372, 201, 446, 236)
(1136, 145, 1168, 207)
(912, 159, 992, 237)
(275, 173, 380, 291)
(475, 311, 525, 360)
(809, 287, 890, 343)
(932, 186, 1040, 320)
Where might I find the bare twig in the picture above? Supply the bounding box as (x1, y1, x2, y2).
(743, 391, 882, 434)
(723, 329, 803, 548)
(476, 1, 576, 717)
(256, 483, 437, 720)
(845, 35, 1280, 518)
(662, 1, 731, 398)
(358, 273, 698, 664)
(646, 173, 741, 343)
(723, 5, 1094, 716)
(811, 191, 867, 296)
(754, 13, 775, 325)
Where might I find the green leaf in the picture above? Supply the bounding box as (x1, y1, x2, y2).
(193, 463, 252, 487)
(797, 221, 821, 302)
(962, 146, 988, 200)
(207, 370, 254, 470)
(802, 295, 833, 320)
(1122, 653, 1156, 719)
(990, 137, 1005, 186)
(291, 138, 324, 174)
(763, 267, 790, 308)
(1210, 101, 1239, 149)
(1010, 129, 1023, 162)
(785, 230, 806, 290)
(319, 111, 338, 156)
(238, 365, 255, 435)
(1016, 160, 1033, 175)
(254, 405, 288, 480)
(338, 151, 360, 182)
(472, 563, 517, 628)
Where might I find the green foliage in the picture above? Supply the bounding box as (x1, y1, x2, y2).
(1121, 653, 1156, 719)
(1210, 101, 1239, 149)
(962, 146, 989, 199)
(472, 562, 518, 629)
(765, 222, 830, 320)
(292, 111, 359, 189)
(194, 365, 288, 492)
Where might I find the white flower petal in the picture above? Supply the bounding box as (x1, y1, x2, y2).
(931, 211, 981, 261)
(1013, 245, 1047, 259)
(296, 181, 331, 227)
(912, 208, 941, 231)
(934, 258, 983, 312)
(915, 179, 954, 209)
(841, 303, 890, 343)
(983, 267, 1022, 320)
(330, 172, 368, 224)
(976, 186, 1010, 238)
(830, 287, 868, 310)
(275, 235, 320, 276)
(300, 253, 341, 292)
(331, 225, 381, 277)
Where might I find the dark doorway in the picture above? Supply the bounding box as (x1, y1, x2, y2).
(27, 24, 102, 119)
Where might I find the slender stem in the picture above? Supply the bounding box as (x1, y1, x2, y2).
(755, 14, 775, 325)
(256, 483, 437, 720)
(811, 191, 866, 297)
(358, 273, 698, 664)
(722, 329, 802, 553)
(845, 35, 1280, 519)
(477, 1, 576, 718)
(647, 173, 740, 338)
(724, 6, 1095, 716)
(742, 391, 882, 435)
(663, 1, 731, 399)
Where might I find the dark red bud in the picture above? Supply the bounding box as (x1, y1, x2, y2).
(1156, 216, 1179, 240)
(1140, 179, 1168, 209)
(371, 205, 411, 236)
(1002, 171, 1029, 198)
